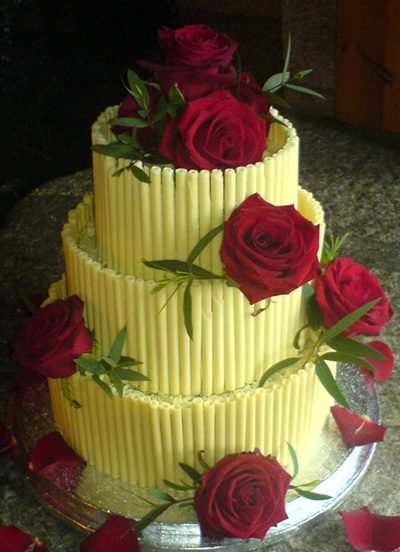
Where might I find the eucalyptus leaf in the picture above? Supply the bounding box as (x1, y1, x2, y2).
(61, 378, 81, 409)
(258, 357, 299, 388)
(102, 356, 118, 369)
(92, 375, 113, 399)
(283, 33, 292, 73)
(292, 487, 331, 500)
(110, 117, 149, 129)
(179, 462, 202, 482)
(262, 71, 291, 93)
(326, 336, 387, 360)
(92, 143, 137, 160)
(163, 479, 195, 491)
(305, 293, 323, 331)
(130, 165, 151, 183)
(187, 224, 224, 270)
(315, 357, 350, 409)
(284, 83, 325, 99)
(144, 259, 189, 274)
(110, 370, 124, 396)
(183, 281, 193, 340)
(320, 351, 376, 373)
(261, 91, 291, 108)
(197, 450, 211, 472)
(134, 503, 171, 535)
(127, 68, 149, 110)
(146, 488, 176, 503)
(74, 356, 105, 375)
(109, 327, 126, 363)
(118, 355, 143, 367)
(321, 298, 380, 343)
(287, 442, 299, 479)
(114, 367, 150, 382)
(292, 69, 313, 80)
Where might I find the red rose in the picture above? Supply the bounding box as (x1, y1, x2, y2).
(193, 452, 291, 539)
(80, 515, 139, 552)
(234, 72, 272, 119)
(158, 89, 267, 171)
(11, 295, 93, 378)
(158, 24, 237, 68)
(156, 64, 237, 102)
(220, 194, 321, 304)
(315, 257, 393, 336)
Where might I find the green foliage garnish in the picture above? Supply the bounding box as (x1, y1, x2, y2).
(258, 288, 382, 409)
(262, 34, 324, 104)
(321, 233, 349, 266)
(74, 327, 148, 398)
(145, 224, 225, 339)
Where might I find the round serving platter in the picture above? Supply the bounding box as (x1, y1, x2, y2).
(7, 364, 379, 551)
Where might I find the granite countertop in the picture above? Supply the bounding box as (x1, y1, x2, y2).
(1, 112, 400, 551)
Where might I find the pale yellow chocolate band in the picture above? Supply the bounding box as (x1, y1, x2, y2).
(92, 108, 300, 278)
(48, 355, 335, 489)
(57, 189, 324, 396)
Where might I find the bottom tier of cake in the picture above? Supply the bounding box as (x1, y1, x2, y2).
(48, 353, 335, 489)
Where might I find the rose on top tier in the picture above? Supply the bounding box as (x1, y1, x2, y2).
(315, 257, 393, 336)
(158, 89, 267, 171)
(220, 194, 321, 304)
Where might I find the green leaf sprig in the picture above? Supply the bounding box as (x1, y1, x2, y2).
(287, 443, 331, 500)
(261, 34, 325, 109)
(321, 233, 349, 267)
(259, 289, 386, 409)
(73, 327, 148, 399)
(144, 224, 228, 339)
(92, 69, 184, 182)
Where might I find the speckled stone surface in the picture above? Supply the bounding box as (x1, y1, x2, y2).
(1, 113, 400, 551)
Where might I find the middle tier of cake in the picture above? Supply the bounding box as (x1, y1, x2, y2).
(52, 188, 325, 396)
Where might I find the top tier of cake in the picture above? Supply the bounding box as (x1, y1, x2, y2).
(92, 107, 300, 280)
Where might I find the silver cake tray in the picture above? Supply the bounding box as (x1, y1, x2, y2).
(7, 364, 379, 550)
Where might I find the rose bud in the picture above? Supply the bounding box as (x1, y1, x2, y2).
(340, 507, 400, 552)
(331, 405, 386, 446)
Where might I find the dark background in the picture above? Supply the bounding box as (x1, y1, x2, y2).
(0, 0, 282, 219)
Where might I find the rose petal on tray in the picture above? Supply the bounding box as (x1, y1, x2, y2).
(80, 515, 139, 552)
(0, 525, 48, 551)
(340, 507, 400, 552)
(331, 405, 386, 446)
(360, 340, 394, 382)
(29, 431, 86, 491)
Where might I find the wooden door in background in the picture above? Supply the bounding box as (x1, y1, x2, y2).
(335, 0, 400, 134)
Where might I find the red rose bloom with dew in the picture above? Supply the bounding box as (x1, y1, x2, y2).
(220, 193, 321, 304)
(315, 257, 393, 336)
(11, 295, 93, 378)
(158, 89, 267, 171)
(193, 451, 291, 540)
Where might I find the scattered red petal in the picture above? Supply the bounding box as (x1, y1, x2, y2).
(0, 525, 48, 551)
(29, 431, 86, 492)
(331, 405, 386, 446)
(80, 515, 139, 552)
(340, 507, 400, 552)
(361, 341, 394, 382)
(0, 423, 17, 455)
